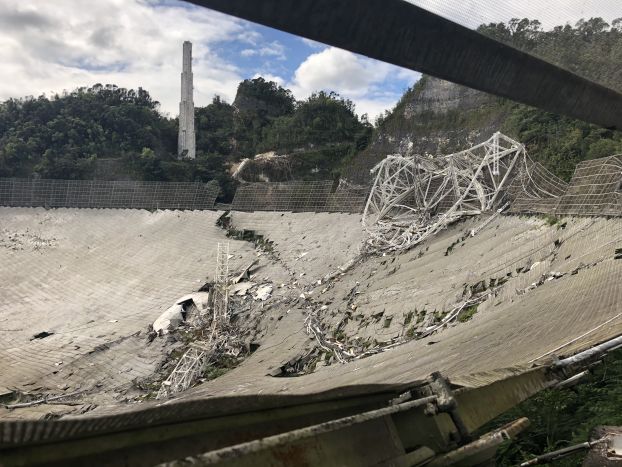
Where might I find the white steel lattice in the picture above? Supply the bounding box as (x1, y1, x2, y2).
(156, 242, 230, 399)
(156, 347, 207, 399)
(362, 132, 526, 251)
(213, 242, 230, 320)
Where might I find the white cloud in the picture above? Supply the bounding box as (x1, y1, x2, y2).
(300, 37, 325, 49)
(240, 41, 286, 60)
(288, 47, 419, 120)
(290, 48, 392, 98)
(2, 0, 619, 124)
(0, 0, 249, 116)
(252, 73, 286, 87)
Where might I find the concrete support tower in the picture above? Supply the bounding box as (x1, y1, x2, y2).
(178, 41, 196, 159)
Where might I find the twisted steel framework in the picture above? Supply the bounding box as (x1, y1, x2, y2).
(157, 242, 230, 399)
(363, 133, 533, 251)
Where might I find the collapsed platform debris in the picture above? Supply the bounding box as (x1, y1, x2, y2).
(362, 132, 566, 251)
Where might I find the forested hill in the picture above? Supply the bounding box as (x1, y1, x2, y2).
(347, 17, 622, 184)
(2, 17, 622, 198)
(0, 78, 371, 199)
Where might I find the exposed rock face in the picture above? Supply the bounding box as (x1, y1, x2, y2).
(403, 77, 492, 117)
(233, 93, 273, 117)
(343, 77, 507, 184)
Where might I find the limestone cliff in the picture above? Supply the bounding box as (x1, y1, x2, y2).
(343, 76, 510, 184)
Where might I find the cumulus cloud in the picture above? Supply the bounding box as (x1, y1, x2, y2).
(290, 48, 391, 98)
(299, 37, 324, 49)
(240, 41, 286, 60)
(252, 73, 285, 87)
(287, 47, 419, 120)
(0, 0, 250, 115)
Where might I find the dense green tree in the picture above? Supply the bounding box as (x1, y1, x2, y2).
(232, 77, 296, 156)
(372, 17, 622, 182)
(0, 77, 375, 198)
(483, 348, 622, 466)
(0, 84, 175, 179)
(478, 17, 622, 180)
(195, 96, 235, 156)
(262, 91, 372, 152)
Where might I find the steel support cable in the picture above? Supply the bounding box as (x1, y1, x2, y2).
(189, 0, 622, 130)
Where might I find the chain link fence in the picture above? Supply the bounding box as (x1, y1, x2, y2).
(0, 178, 220, 210)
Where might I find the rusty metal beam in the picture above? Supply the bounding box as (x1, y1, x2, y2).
(187, 0, 622, 130)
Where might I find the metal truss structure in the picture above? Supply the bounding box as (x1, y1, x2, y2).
(362, 132, 526, 251)
(157, 243, 230, 399)
(212, 242, 230, 321)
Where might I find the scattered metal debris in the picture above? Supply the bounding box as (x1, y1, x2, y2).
(4, 389, 85, 410)
(253, 284, 273, 301)
(156, 242, 236, 399)
(520, 437, 608, 466)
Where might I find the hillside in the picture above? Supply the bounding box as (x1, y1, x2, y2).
(0, 78, 370, 200)
(344, 17, 622, 184)
(1, 17, 621, 199)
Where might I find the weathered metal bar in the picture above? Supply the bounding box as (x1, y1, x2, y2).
(519, 437, 608, 466)
(555, 333, 622, 368)
(188, 0, 622, 130)
(0, 390, 400, 466)
(428, 417, 530, 466)
(190, 395, 437, 464)
(555, 370, 590, 389)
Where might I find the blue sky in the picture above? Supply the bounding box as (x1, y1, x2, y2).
(0, 0, 619, 121)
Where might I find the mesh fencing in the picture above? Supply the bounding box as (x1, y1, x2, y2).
(506, 160, 569, 215)
(231, 180, 368, 213)
(507, 155, 622, 217)
(0, 178, 220, 210)
(554, 155, 622, 217)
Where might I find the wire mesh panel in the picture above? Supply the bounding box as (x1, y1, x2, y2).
(232, 180, 333, 212)
(0, 178, 219, 210)
(325, 183, 370, 213)
(554, 155, 622, 217)
(232, 180, 371, 213)
(506, 160, 569, 215)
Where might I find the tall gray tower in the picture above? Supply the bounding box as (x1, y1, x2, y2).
(178, 41, 196, 159)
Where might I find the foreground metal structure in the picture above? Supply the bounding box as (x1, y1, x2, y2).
(1, 346, 619, 466)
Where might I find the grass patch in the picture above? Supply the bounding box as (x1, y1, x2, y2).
(457, 305, 478, 323)
(543, 214, 560, 226)
(404, 311, 414, 326)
